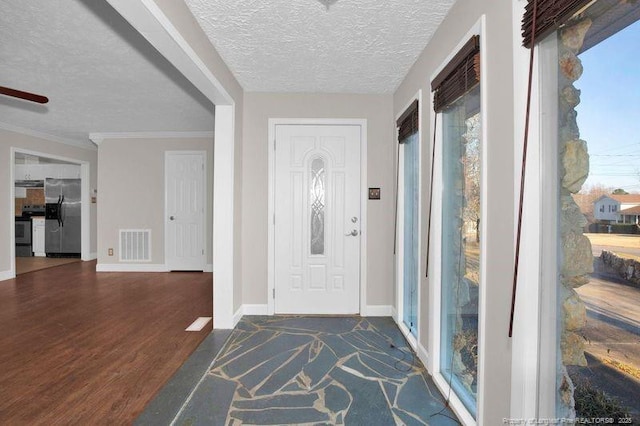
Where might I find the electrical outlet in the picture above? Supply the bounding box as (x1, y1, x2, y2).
(108, 248, 114, 256)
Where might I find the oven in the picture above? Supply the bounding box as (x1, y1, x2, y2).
(15, 205, 44, 257)
(15, 217, 32, 257)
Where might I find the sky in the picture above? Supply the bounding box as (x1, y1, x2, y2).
(575, 18, 640, 193)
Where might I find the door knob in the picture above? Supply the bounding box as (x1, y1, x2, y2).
(169, 216, 175, 221)
(345, 229, 359, 237)
(351, 217, 358, 223)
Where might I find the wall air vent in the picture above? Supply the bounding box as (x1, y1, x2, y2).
(119, 229, 151, 262)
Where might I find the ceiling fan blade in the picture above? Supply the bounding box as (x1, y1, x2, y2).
(0, 85, 49, 104)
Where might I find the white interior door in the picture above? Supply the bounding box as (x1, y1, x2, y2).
(166, 151, 205, 271)
(274, 124, 361, 314)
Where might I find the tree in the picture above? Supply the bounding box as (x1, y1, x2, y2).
(612, 188, 628, 195)
(462, 114, 481, 242)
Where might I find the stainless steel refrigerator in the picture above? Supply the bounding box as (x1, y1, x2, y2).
(45, 178, 81, 257)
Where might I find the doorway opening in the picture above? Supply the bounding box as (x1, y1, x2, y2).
(11, 148, 89, 276)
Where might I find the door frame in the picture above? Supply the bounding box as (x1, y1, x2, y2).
(267, 118, 368, 315)
(164, 150, 207, 271)
(8, 147, 91, 280)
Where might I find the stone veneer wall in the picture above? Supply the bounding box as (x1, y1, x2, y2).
(557, 18, 593, 417)
(601, 250, 640, 286)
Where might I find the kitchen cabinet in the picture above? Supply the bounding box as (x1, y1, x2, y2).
(32, 217, 46, 257)
(15, 164, 44, 180)
(15, 164, 80, 180)
(15, 164, 31, 180)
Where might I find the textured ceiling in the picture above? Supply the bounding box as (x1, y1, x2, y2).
(0, 0, 214, 149)
(185, 0, 456, 94)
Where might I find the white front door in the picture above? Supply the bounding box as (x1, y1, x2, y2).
(165, 151, 206, 271)
(274, 124, 361, 314)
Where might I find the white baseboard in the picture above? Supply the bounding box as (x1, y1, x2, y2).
(224, 304, 391, 330)
(228, 304, 268, 328)
(230, 305, 393, 317)
(204, 263, 213, 272)
(362, 305, 393, 317)
(232, 306, 244, 328)
(396, 320, 418, 350)
(81, 253, 97, 261)
(392, 313, 423, 355)
(96, 263, 168, 272)
(433, 373, 476, 426)
(391, 306, 399, 322)
(417, 342, 430, 373)
(243, 304, 268, 315)
(0, 269, 15, 282)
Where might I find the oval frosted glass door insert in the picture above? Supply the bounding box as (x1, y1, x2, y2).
(310, 158, 325, 255)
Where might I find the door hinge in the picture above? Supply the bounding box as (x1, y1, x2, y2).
(274, 141, 276, 150)
(202, 249, 204, 255)
(272, 288, 275, 299)
(273, 214, 275, 225)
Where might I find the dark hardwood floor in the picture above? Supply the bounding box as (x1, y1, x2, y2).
(0, 260, 213, 425)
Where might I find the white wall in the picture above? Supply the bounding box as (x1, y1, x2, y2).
(149, 0, 245, 315)
(242, 93, 395, 311)
(394, 0, 515, 423)
(0, 128, 98, 277)
(96, 137, 213, 268)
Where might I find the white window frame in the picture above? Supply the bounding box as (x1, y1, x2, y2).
(394, 90, 423, 351)
(508, 3, 560, 415)
(427, 16, 485, 426)
(537, 32, 562, 419)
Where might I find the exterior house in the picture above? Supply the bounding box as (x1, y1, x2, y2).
(619, 205, 640, 224)
(594, 194, 640, 223)
(2, 0, 638, 425)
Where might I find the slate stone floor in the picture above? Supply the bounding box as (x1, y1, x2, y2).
(174, 316, 460, 425)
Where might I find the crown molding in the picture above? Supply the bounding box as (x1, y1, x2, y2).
(0, 122, 97, 151)
(89, 131, 214, 145)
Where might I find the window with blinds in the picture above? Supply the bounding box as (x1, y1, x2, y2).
(522, 0, 592, 48)
(431, 35, 480, 113)
(397, 100, 419, 143)
(430, 32, 482, 419)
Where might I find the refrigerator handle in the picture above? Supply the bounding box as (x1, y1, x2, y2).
(58, 195, 63, 227)
(60, 195, 65, 227)
(56, 195, 61, 226)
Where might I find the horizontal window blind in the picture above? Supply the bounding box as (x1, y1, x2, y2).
(431, 35, 480, 112)
(397, 100, 419, 142)
(522, 0, 592, 48)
